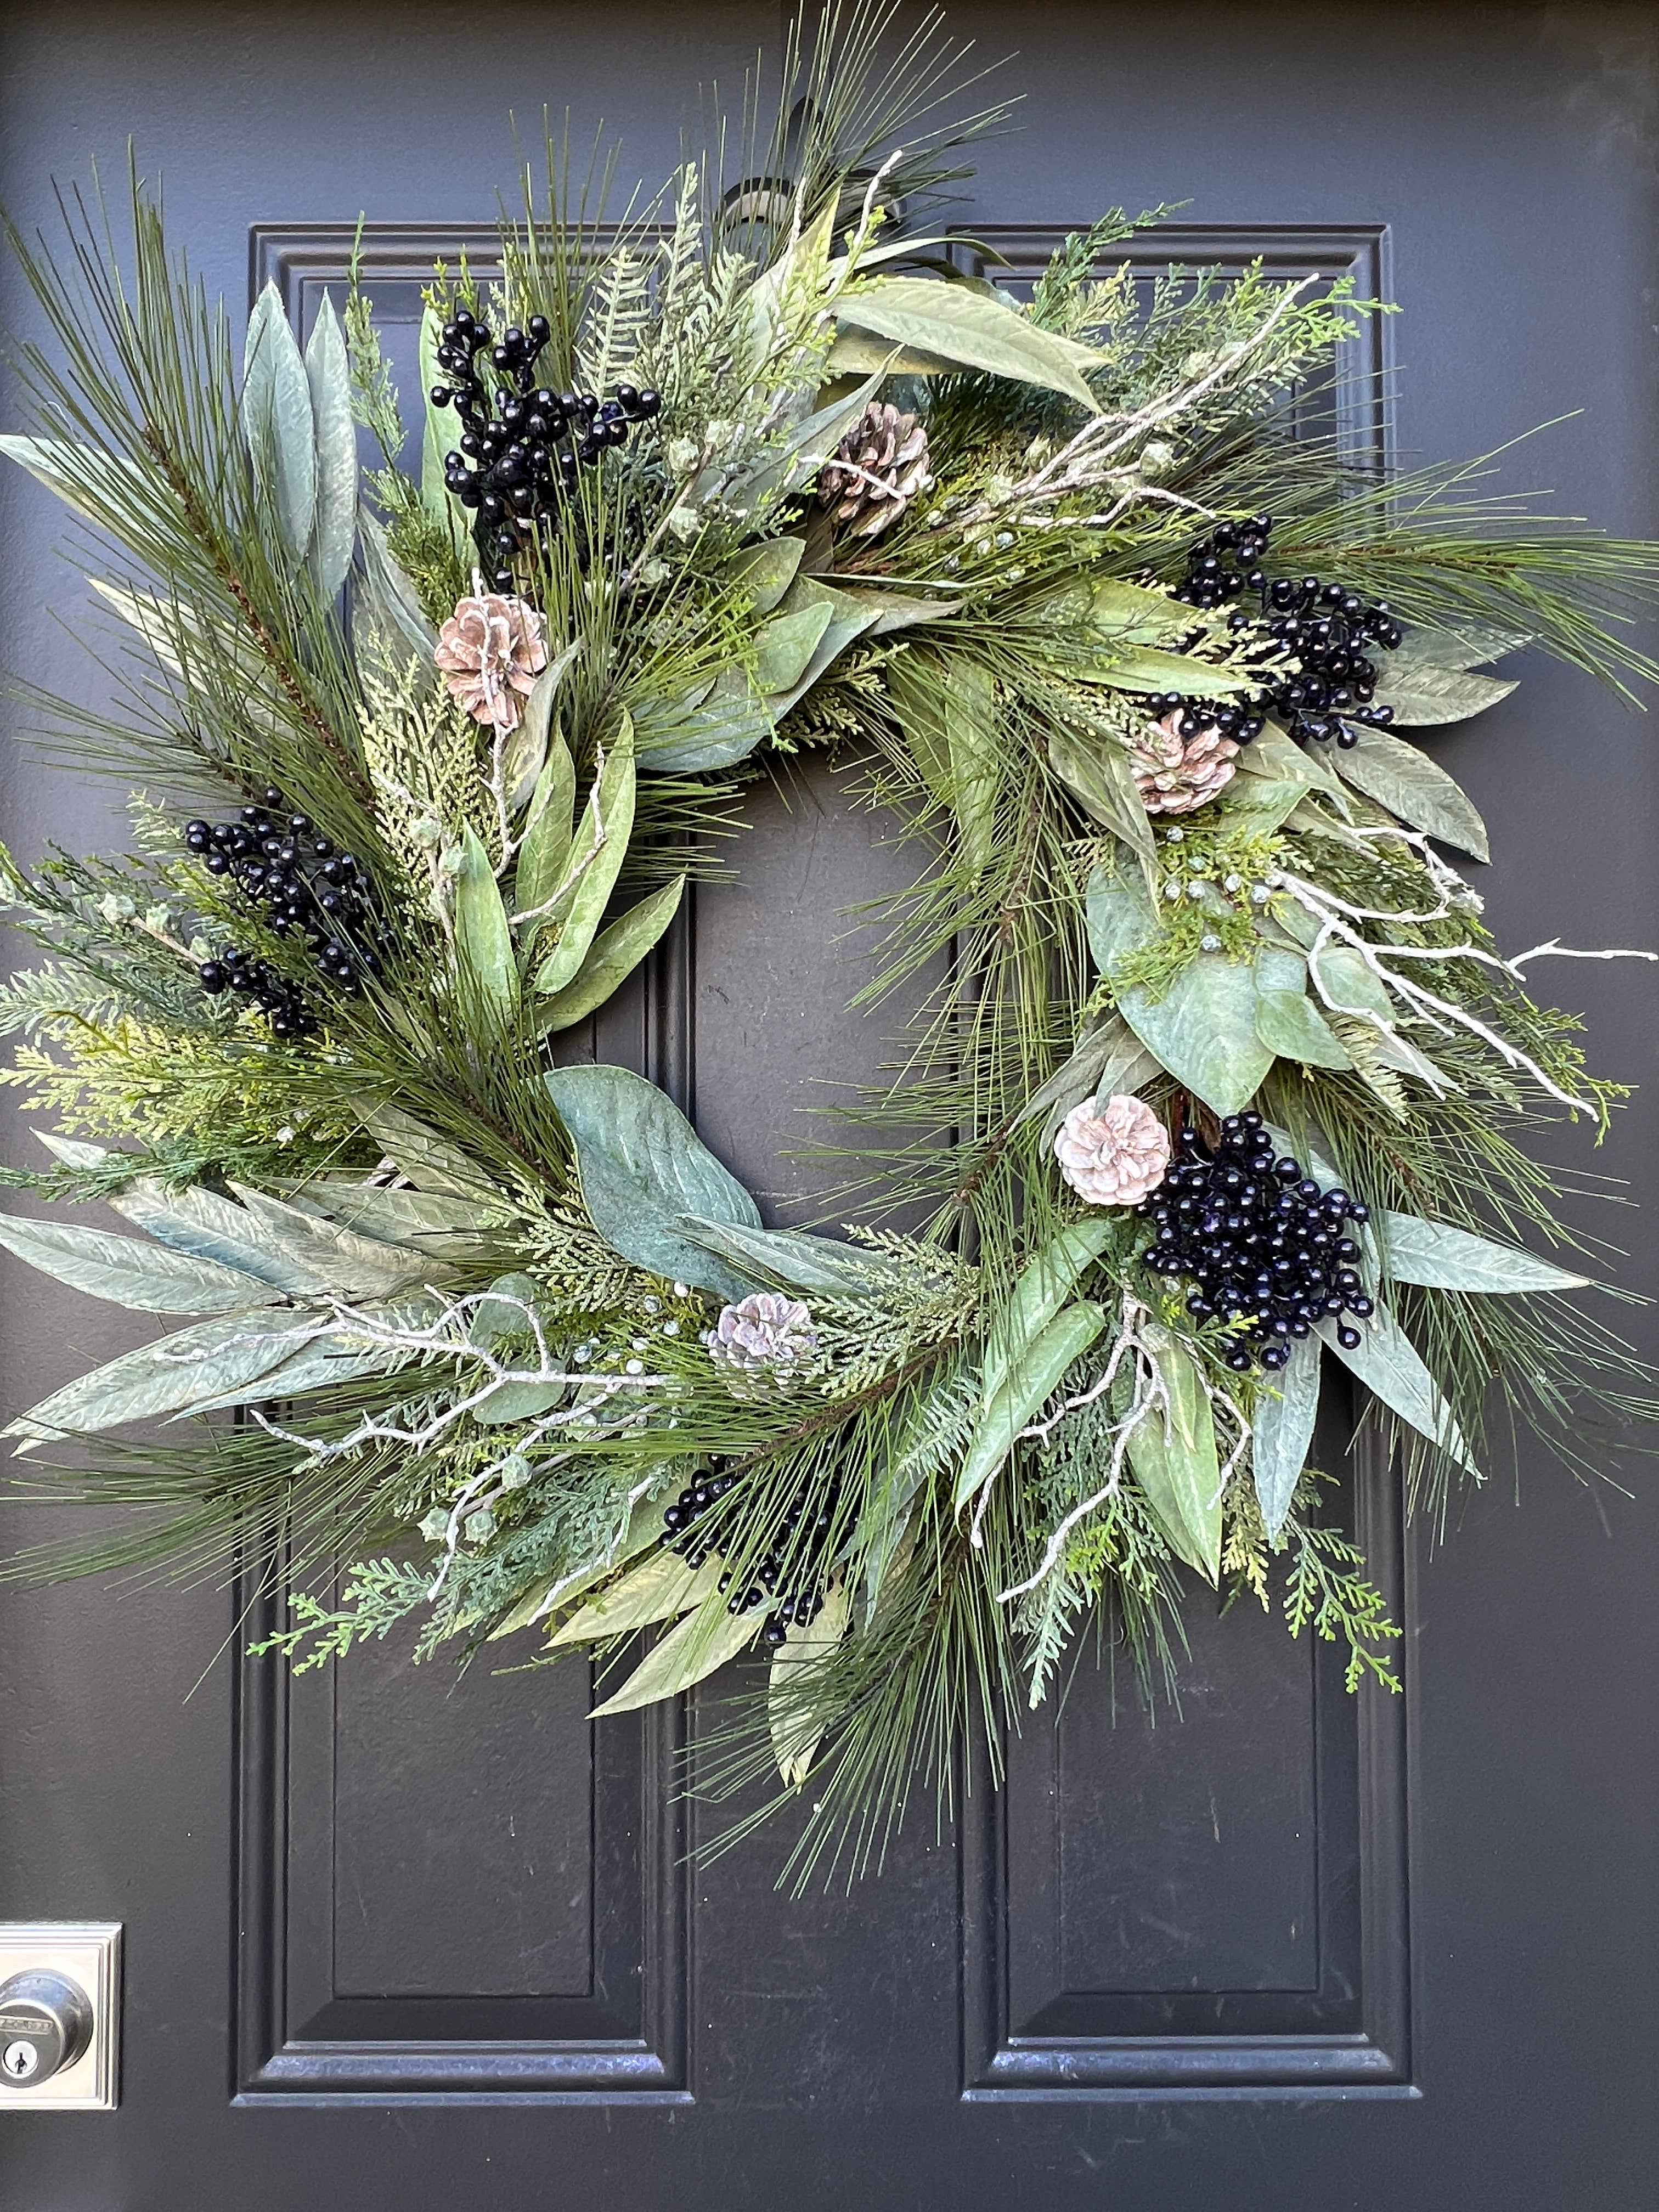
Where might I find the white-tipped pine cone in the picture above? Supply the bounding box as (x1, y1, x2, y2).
(435, 592, 549, 732)
(1054, 1093, 1171, 1207)
(705, 1292, 817, 1395)
(817, 401, 933, 540)
(1129, 709, 1239, 815)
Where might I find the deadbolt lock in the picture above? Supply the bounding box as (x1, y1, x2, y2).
(0, 1927, 120, 2108)
(0, 1968, 94, 2086)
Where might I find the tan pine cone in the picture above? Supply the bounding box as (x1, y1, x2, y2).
(1054, 1093, 1171, 1207)
(435, 592, 549, 733)
(1128, 709, 1240, 815)
(816, 401, 933, 540)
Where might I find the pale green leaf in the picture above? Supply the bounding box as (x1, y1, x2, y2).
(549, 1545, 722, 1646)
(417, 302, 456, 531)
(725, 535, 806, 613)
(304, 296, 357, 597)
(108, 1181, 337, 1294)
(1126, 1336, 1223, 1581)
(532, 716, 636, 993)
(1047, 724, 1155, 861)
(543, 1063, 760, 1299)
(956, 1301, 1105, 1513)
(769, 1579, 850, 1787)
(979, 1220, 1118, 1409)
(242, 283, 317, 561)
(588, 1599, 759, 1716)
(1077, 646, 1249, 700)
(452, 824, 519, 1025)
(500, 642, 579, 819)
(753, 600, 834, 692)
(0, 1211, 280, 1314)
(1390, 623, 1530, 673)
(1378, 1212, 1589, 1293)
(358, 1104, 506, 1205)
(1252, 949, 1353, 1069)
(353, 509, 438, 686)
(0, 434, 157, 532)
(536, 873, 685, 1030)
(1251, 1334, 1322, 1540)
(634, 668, 774, 774)
(1371, 663, 1517, 728)
(834, 276, 1103, 412)
(488, 1487, 667, 1641)
(673, 1216, 892, 1296)
(8, 1307, 311, 1446)
(1330, 727, 1489, 860)
(224, 1185, 436, 1300)
(1316, 1309, 1478, 1471)
(514, 731, 578, 918)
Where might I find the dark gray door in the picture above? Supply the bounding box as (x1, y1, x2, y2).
(2, 4, 1655, 2206)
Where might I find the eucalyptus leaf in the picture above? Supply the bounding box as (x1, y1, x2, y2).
(1378, 1211, 1589, 1293)
(588, 1598, 759, 1716)
(242, 283, 317, 561)
(1371, 663, 1517, 728)
(753, 599, 834, 692)
(532, 716, 636, 992)
(452, 824, 519, 1026)
(725, 535, 806, 613)
(673, 1215, 892, 1296)
(1090, 866, 1275, 1117)
(224, 1186, 437, 1300)
(108, 1181, 340, 1295)
(1047, 725, 1155, 861)
(954, 1301, 1105, 1513)
(7, 1307, 311, 1447)
(303, 296, 357, 597)
(1390, 623, 1530, 673)
(1126, 1336, 1222, 1581)
(514, 732, 578, 919)
(979, 1218, 1119, 1408)
(769, 1578, 850, 1787)
(544, 1063, 760, 1299)
(1251, 1334, 1322, 1540)
(548, 1545, 723, 1647)
(358, 1104, 506, 1206)
(0, 1212, 280, 1314)
(833, 276, 1104, 412)
(536, 873, 685, 1031)
(636, 668, 773, 774)
(1330, 726, 1490, 860)
(1316, 1309, 1478, 1471)
(353, 509, 438, 687)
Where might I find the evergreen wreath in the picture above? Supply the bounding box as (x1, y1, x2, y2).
(2, 6, 1657, 1883)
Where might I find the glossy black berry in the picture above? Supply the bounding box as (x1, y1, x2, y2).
(1135, 1121, 1374, 1372)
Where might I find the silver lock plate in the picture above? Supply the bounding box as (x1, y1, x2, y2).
(0, 1926, 120, 2110)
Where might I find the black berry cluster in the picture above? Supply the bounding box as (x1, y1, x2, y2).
(1137, 1110, 1374, 1373)
(1172, 515, 1404, 749)
(662, 1466, 834, 1647)
(185, 791, 381, 1040)
(431, 306, 662, 589)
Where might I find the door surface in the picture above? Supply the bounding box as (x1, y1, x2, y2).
(1, 5, 1656, 2208)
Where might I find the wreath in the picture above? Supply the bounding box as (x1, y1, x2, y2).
(2, 11, 1656, 1882)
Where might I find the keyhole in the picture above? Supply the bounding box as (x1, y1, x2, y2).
(2, 2042, 38, 2079)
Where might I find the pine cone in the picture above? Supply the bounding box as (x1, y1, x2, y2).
(817, 402, 932, 540)
(1054, 1093, 1171, 1207)
(435, 592, 549, 732)
(705, 1291, 818, 1396)
(1128, 709, 1240, 815)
